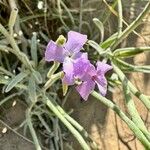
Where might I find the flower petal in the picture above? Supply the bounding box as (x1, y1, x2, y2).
(45, 40, 65, 63)
(62, 57, 75, 85)
(96, 61, 112, 75)
(76, 80, 95, 100)
(73, 56, 90, 79)
(95, 75, 107, 96)
(87, 64, 97, 77)
(73, 52, 88, 60)
(65, 31, 87, 54)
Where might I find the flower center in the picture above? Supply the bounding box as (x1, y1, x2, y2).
(91, 75, 97, 81)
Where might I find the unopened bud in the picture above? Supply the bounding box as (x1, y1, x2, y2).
(56, 35, 66, 46)
(62, 83, 68, 96)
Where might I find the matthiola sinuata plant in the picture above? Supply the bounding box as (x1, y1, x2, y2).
(45, 31, 112, 100)
(1, 1, 150, 150)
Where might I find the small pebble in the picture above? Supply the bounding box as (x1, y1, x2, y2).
(37, 1, 44, 10)
(4, 76, 9, 79)
(12, 100, 17, 107)
(2, 127, 7, 134)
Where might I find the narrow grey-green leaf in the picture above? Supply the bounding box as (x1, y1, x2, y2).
(134, 66, 150, 73)
(31, 32, 38, 66)
(88, 40, 104, 54)
(113, 47, 150, 58)
(0, 67, 13, 76)
(5, 72, 28, 92)
(100, 33, 117, 49)
(32, 71, 42, 84)
(116, 58, 150, 74)
(28, 76, 37, 102)
(93, 18, 104, 43)
(39, 31, 49, 42)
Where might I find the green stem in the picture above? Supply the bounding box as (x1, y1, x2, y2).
(0, 23, 34, 71)
(37, 114, 52, 133)
(26, 109, 42, 150)
(91, 91, 150, 149)
(0, 92, 22, 106)
(112, 63, 150, 110)
(0, 119, 39, 148)
(115, 58, 150, 73)
(8, 8, 18, 36)
(43, 96, 90, 150)
(0, 65, 14, 76)
(47, 61, 60, 78)
(122, 78, 150, 141)
(44, 71, 63, 90)
(111, 1, 150, 50)
(79, 0, 83, 32)
(55, 104, 98, 149)
(117, 0, 123, 36)
(113, 47, 150, 58)
(0, 77, 27, 90)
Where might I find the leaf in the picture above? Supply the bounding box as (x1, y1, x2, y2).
(0, 0, 8, 7)
(9, 8, 18, 36)
(88, 40, 104, 54)
(93, 18, 104, 43)
(32, 71, 42, 84)
(100, 33, 117, 49)
(31, 32, 38, 66)
(5, 72, 28, 92)
(116, 58, 150, 74)
(62, 83, 68, 96)
(39, 31, 49, 42)
(28, 76, 37, 102)
(134, 66, 150, 74)
(0, 67, 13, 76)
(113, 47, 150, 58)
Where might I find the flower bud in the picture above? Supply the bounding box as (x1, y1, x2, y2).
(62, 83, 68, 96)
(56, 35, 66, 46)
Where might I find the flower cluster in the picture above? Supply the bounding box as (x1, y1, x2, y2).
(45, 31, 112, 100)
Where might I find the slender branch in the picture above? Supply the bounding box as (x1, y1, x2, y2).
(43, 95, 90, 150)
(44, 71, 63, 90)
(111, 1, 150, 50)
(103, 0, 146, 44)
(0, 77, 27, 90)
(112, 63, 150, 110)
(8, 8, 18, 36)
(47, 61, 60, 78)
(91, 91, 150, 149)
(0, 92, 22, 106)
(79, 0, 83, 32)
(8, 0, 17, 10)
(0, 119, 48, 150)
(55, 104, 98, 149)
(26, 104, 42, 150)
(122, 78, 150, 141)
(26, 113, 42, 150)
(0, 23, 34, 71)
(117, 0, 123, 36)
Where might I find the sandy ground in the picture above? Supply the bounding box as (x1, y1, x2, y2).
(0, 100, 35, 150)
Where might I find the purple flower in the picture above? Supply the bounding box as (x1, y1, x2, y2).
(62, 53, 88, 85)
(45, 31, 87, 63)
(75, 61, 112, 100)
(44, 30, 111, 100)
